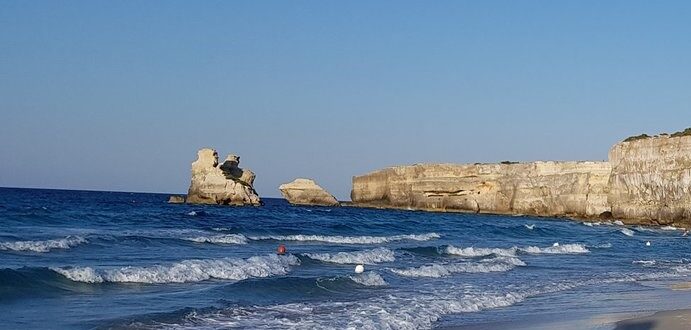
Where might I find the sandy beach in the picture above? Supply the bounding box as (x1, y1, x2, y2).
(614, 309, 691, 330)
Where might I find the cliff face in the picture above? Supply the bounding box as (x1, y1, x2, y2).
(279, 178, 340, 206)
(608, 135, 691, 225)
(352, 162, 611, 218)
(351, 133, 691, 227)
(186, 148, 261, 206)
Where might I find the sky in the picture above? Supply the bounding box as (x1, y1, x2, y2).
(1, 1, 690, 200)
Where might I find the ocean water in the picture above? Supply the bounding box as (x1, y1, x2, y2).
(1, 188, 690, 329)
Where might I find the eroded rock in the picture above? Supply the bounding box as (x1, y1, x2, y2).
(279, 178, 339, 206)
(185, 148, 261, 206)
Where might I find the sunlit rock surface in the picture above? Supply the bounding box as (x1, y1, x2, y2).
(279, 178, 339, 206)
(185, 148, 261, 206)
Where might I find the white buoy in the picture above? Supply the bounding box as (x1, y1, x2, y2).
(645, 241, 651, 246)
(354, 264, 365, 274)
(552, 242, 560, 247)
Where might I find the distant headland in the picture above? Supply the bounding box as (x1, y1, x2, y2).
(173, 128, 691, 228)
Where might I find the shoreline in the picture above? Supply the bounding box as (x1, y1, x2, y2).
(614, 309, 691, 330)
(341, 202, 690, 230)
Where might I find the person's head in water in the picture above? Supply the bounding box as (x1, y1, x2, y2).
(277, 244, 287, 255)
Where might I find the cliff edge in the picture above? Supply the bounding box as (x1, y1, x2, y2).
(351, 130, 691, 227)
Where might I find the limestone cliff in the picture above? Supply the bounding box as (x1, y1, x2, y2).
(351, 130, 691, 227)
(608, 134, 691, 226)
(351, 162, 611, 218)
(279, 178, 339, 206)
(185, 148, 261, 206)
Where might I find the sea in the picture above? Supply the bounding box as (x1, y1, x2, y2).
(1, 187, 690, 329)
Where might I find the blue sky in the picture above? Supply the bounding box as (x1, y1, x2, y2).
(1, 1, 690, 199)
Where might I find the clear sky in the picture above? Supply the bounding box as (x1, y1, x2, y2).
(1, 1, 690, 199)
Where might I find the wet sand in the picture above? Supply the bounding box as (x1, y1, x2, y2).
(614, 309, 691, 330)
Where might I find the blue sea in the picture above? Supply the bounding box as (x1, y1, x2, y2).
(1, 187, 690, 329)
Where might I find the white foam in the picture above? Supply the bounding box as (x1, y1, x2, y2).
(660, 226, 679, 231)
(520, 243, 590, 254)
(524, 224, 535, 230)
(187, 211, 198, 216)
(184, 234, 248, 245)
(445, 246, 517, 257)
(51, 254, 300, 284)
(0, 236, 87, 253)
(613, 220, 625, 226)
(349, 272, 387, 287)
(248, 233, 440, 244)
(620, 228, 635, 237)
(633, 260, 656, 266)
(390, 257, 525, 278)
(305, 248, 394, 265)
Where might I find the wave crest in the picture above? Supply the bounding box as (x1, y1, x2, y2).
(390, 257, 525, 278)
(183, 234, 248, 245)
(349, 272, 387, 286)
(445, 246, 517, 257)
(248, 233, 440, 244)
(51, 254, 300, 284)
(305, 248, 395, 265)
(520, 243, 590, 254)
(0, 236, 87, 253)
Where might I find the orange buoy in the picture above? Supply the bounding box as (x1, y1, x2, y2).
(277, 244, 287, 255)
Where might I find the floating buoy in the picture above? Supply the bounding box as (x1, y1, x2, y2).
(354, 264, 364, 274)
(645, 241, 651, 247)
(552, 242, 560, 247)
(277, 244, 287, 255)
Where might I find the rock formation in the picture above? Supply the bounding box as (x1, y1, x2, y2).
(168, 195, 185, 204)
(608, 134, 691, 226)
(351, 129, 691, 227)
(185, 148, 261, 206)
(351, 162, 611, 218)
(279, 178, 339, 206)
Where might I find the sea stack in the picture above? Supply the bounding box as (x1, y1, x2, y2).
(185, 148, 261, 206)
(279, 178, 339, 206)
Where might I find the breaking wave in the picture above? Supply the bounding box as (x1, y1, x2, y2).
(445, 246, 517, 257)
(183, 234, 248, 245)
(0, 236, 87, 253)
(390, 257, 526, 278)
(621, 228, 635, 237)
(248, 233, 440, 244)
(51, 254, 300, 284)
(348, 272, 388, 287)
(520, 243, 590, 254)
(444, 243, 589, 257)
(304, 248, 395, 265)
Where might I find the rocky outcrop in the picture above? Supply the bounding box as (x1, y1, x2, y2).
(608, 134, 691, 226)
(351, 130, 691, 227)
(168, 195, 185, 204)
(351, 162, 611, 218)
(279, 178, 339, 206)
(185, 148, 261, 206)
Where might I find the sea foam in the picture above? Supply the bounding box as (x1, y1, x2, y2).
(248, 233, 440, 244)
(183, 234, 248, 245)
(305, 247, 395, 265)
(519, 243, 590, 254)
(0, 236, 87, 253)
(51, 254, 300, 284)
(444, 243, 589, 257)
(445, 246, 518, 257)
(348, 272, 388, 286)
(390, 257, 525, 278)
